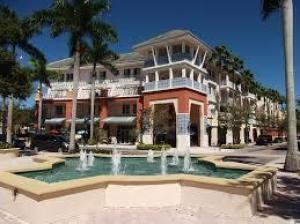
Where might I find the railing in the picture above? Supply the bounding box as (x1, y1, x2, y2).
(172, 52, 193, 62)
(144, 59, 155, 68)
(157, 56, 169, 65)
(144, 77, 207, 94)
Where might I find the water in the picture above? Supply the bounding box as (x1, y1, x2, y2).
(111, 147, 121, 175)
(77, 150, 88, 171)
(18, 157, 248, 183)
(183, 148, 193, 172)
(147, 150, 154, 163)
(161, 150, 167, 175)
(87, 151, 95, 167)
(169, 148, 179, 166)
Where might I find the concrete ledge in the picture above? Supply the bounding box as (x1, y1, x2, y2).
(0, 155, 278, 223)
(0, 148, 19, 160)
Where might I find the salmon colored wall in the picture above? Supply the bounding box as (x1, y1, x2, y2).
(143, 89, 207, 115)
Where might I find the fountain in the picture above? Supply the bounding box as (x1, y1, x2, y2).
(77, 150, 88, 171)
(87, 151, 95, 167)
(169, 148, 179, 166)
(160, 149, 167, 175)
(111, 143, 121, 175)
(183, 147, 193, 172)
(147, 149, 154, 163)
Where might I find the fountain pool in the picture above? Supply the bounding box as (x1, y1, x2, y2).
(18, 157, 248, 183)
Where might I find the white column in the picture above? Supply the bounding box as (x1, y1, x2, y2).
(169, 68, 173, 87)
(190, 70, 194, 88)
(145, 74, 149, 83)
(200, 50, 207, 68)
(182, 68, 186, 78)
(192, 46, 200, 64)
(155, 71, 159, 89)
(166, 45, 171, 63)
(226, 129, 233, 144)
(197, 73, 202, 83)
(152, 47, 157, 66)
(211, 127, 218, 147)
(240, 126, 245, 144)
(200, 115, 209, 147)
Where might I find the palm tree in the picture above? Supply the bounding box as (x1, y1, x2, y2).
(0, 5, 45, 144)
(82, 38, 118, 141)
(32, 0, 117, 150)
(29, 58, 57, 132)
(262, 0, 298, 171)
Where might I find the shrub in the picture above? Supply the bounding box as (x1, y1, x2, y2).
(0, 142, 11, 149)
(94, 128, 108, 144)
(87, 138, 97, 145)
(137, 143, 171, 151)
(220, 144, 247, 149)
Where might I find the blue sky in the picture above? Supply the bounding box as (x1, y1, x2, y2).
(2, 0, 300, 106)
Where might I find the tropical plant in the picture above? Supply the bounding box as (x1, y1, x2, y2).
(0, 5, 45, 144)
(262, 0, 298, 171)
(31, 0, 117, 150)
(82, 37, 118, 141)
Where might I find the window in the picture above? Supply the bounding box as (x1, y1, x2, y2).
(132, 104, 137, 115)
(122, 104, 130, 115)
(55, 105, 64, 116)
(58, 74, 64, 82)
(124, 69, 131, 78)
(99, 71, 106, 80)
(66, 73, 73, 81)
(133, 68, 140, 75)
(172, 44, 182, 54)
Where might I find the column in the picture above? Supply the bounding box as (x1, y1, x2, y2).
(169, 68, 173, 87)
(226, 129, 233, 144)
(151, 47, 157, 66)
(99, 99, 108, 128)
(166, 45, 171, 63)
(211, 127, 218, 147)
(176, 113, 190, 150)
(145, 74, 149, 83)
(190, 70, 194, 88)
(240, 126, 245, 144)
(155, 71, 159, 90)
(182, 68, 186, 78)
(200, 115, 209, 147)
(142, 105, 153, 144)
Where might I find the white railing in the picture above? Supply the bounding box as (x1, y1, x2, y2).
(144, 78, 207, 94)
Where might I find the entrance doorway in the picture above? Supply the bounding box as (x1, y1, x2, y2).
(190, 104, 200, 146)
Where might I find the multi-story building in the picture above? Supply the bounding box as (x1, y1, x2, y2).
(39, 30, 283, 149)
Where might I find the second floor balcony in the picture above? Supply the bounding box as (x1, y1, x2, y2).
(144, 77, 207, 94)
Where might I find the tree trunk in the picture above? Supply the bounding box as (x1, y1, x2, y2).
(69, 40, 81, 151)
(6, 95, 13, 144)
(37, 81, 43, 133)
(282, 0, 299, 171)
(89, 63, 96, 141)
(1, 96, 6, 135)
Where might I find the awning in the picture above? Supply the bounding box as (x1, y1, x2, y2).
(66, 118, 100, 124)
(66, 118, 86, 124)
(44, 118, 65, 125)
(102, 116, 136, 125)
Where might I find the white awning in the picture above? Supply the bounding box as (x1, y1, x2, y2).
(66, 118, 100, 124)
(44, 118, 65, 125)
(102, 116, 136, 125)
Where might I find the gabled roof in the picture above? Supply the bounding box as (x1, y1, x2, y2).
(133, 29, 212, 50)
(47, 52, 144, 69)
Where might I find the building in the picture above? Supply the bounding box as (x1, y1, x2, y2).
(38, 30, 283, 149)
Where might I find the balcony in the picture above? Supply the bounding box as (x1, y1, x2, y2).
(172, 52, 193, 62)
(208, 94, 217, 103)
(144, 53, 194, 68)
(144, 77, 207, 94)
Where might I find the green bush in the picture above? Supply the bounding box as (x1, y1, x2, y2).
(0, 142, 11, 149)
(220, 144, 247, 149)
(87, 138, 97, 145)
(137, 143, 171, 151)
(94, 128, 108, 144)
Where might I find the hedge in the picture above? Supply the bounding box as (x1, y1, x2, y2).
(137, 143, 171, 150)
(220, 144, 247, 149)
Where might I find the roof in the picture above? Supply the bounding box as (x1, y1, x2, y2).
(47, 52, 144, 69)
(133, 29, 212, 50)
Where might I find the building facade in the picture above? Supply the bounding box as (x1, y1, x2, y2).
(38, 30, 283, 149)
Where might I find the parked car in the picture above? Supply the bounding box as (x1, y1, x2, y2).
(30, 134, 79, 152)
(273, 137, 285, 143)
(256, 135, 273, 145)
(0, 134, 26, 149)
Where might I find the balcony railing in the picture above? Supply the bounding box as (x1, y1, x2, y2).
(144, 77, 207, 94)
(157, 56, 169, 65)
(144, 59, 155, 68)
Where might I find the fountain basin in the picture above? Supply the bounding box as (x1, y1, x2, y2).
(0, 155, 277, 224)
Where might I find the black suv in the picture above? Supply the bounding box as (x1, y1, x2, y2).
(30, 134, 79, 152)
